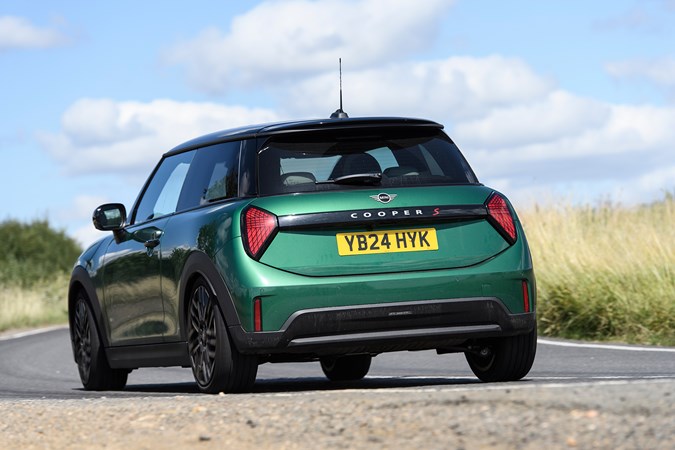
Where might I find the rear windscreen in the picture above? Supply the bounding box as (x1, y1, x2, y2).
(258, 129, 479, 195)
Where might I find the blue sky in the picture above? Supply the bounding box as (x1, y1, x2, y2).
(1, 0, 674, 246)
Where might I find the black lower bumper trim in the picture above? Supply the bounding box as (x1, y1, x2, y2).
(229, 297, 535, 356)
(288, 324, 502, 347)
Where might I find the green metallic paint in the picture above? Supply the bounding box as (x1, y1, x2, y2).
(215, 217, 534, 332)
(261, 220, 508, 276)
(99, 218, 170, 343)
(156, 199, 252, 342)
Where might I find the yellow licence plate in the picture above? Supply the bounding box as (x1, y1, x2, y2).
(336, 228, 439, 256)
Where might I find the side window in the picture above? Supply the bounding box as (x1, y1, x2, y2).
(133, 151, 195, 224)
(176, 141, 241, 211)
(239, 139, 257, 197)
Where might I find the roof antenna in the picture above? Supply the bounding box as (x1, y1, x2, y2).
(330, 58, 349, 119)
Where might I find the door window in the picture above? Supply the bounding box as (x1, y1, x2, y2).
(133, 151, 195, 224)
(176, 141, 241, 211)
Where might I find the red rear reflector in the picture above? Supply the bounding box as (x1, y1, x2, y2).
(253, 297, 263, 332)
(486, 193, 517, 244)
(522, 280, 530, 313)
(243, 207, 277, 259)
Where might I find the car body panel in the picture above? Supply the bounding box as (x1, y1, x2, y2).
(157, 199, 251, 341)
(100, 218, 170, 343)
(253, 186, 510, 276)
(216, 218, 533, 333)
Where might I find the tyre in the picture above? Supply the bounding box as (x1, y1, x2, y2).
(72, 291, 128, 390)
(320, 354, 372, 381)
(187, 278, 258, 393)
(465, 324, 537, 382)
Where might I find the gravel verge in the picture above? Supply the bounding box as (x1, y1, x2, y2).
(1, 379, 673, 449)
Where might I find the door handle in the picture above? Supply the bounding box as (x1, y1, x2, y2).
(144, 238, 160, 249)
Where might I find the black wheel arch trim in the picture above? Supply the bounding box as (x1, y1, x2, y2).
(178, 251, 242, 342)
(68, 266, 110, 351)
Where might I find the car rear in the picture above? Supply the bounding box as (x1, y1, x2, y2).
(222, 119, 535, 368)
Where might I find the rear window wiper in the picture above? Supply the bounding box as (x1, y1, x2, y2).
(316, 172, 382, 186)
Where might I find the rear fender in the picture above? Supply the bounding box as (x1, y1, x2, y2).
(178, 251, 241, 342)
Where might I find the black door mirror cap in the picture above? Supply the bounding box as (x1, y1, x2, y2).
(92, 203, 127, 231)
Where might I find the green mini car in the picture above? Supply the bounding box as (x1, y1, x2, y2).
(69, 115, 537, 393)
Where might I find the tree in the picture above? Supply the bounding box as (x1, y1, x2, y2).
(0, 219, 81, 286)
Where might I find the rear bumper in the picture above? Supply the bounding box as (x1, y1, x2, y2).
(229, 297, 535, 357)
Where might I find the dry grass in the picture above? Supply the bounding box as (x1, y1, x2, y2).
(0, 274, 70, 332)
(519, 195, 675, 345)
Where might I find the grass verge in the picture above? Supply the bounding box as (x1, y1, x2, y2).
(520, 195, 674, 346)
(0, 274, 70, 333)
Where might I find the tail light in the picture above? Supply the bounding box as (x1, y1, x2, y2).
(485, 193, 517, 244)
(242, 206, 278, 259)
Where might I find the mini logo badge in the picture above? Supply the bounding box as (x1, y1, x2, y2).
(370, 193, 397, 204)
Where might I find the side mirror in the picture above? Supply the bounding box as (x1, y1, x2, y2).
(92, 203, 127, 231)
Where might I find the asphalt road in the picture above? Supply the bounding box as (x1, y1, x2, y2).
(1, 327, 674, 400)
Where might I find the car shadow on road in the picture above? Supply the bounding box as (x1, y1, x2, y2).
(255, 376, 483, 393)
(119, 376, 484, 396)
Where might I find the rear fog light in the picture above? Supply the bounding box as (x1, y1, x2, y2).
(254, 297, 263, 332)
(522, 280, 530, 313)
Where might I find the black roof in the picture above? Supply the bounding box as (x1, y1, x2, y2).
(167, 116, 443, 155)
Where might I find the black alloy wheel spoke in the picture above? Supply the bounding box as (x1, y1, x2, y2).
(202, 358, 211, 382)
(189, 307, 201, 339)
(74, 299, 92, 381)
(189, 285, 217, 386)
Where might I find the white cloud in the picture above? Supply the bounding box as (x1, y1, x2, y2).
(486, 163, 675, 211)
(72, 223, 108, 248)
(284, 55, 554, 121)
(39, 98, 279, 175)
(634, 164, 675, 196)
(606, 56, 675, 89)
(458, 102, 675, 202)
(164, 0, 454, 94)
(65, 195, 111, 247)
(0, 16, 68, 51)
(71, 194, 110, 219)
(453, 91, 610, 149)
